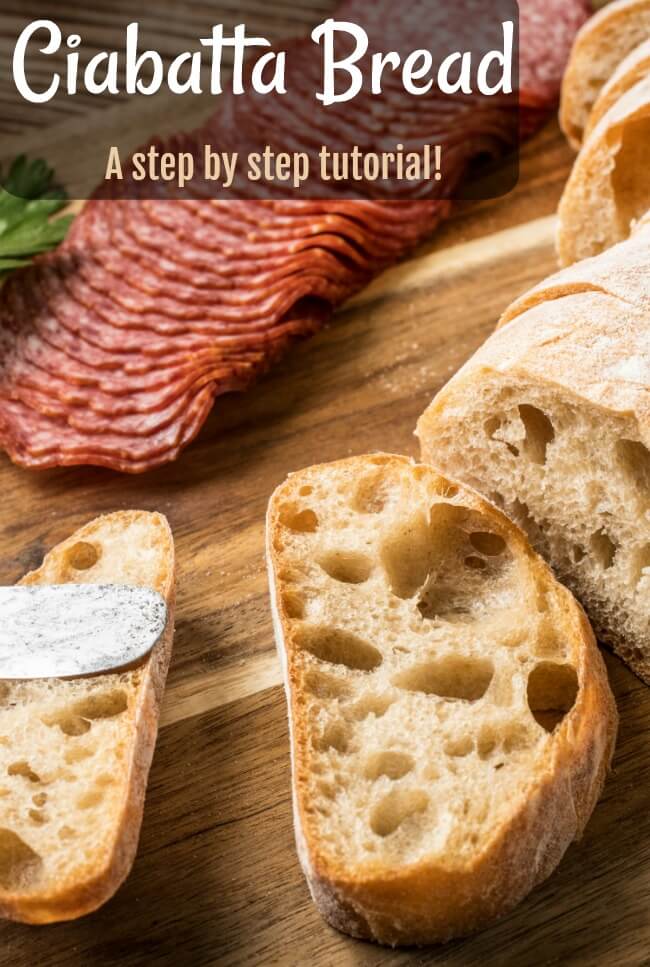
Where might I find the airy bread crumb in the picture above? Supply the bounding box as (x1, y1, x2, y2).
(267, 455, 616, 945)
(418, 225, 650, 683)
(0, 511, 175, 924)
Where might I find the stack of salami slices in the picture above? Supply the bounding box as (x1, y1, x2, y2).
(0, 0, 590, 473)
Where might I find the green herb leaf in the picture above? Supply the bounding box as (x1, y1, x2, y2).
(0, 156, 72, 276)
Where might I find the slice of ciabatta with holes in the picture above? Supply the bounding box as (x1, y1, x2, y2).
(560, 0, 650, 149)
(585, 38, 650, 139)
(0, 511, 175, 924)
(557, 74, 650, 266)
(417, 237, 650, 681)
(266, 455, 616, 946)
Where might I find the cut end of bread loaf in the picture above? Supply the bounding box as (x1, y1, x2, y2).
(0, 511, 174, 924)
(419, 372, 650, 682)
(267, 455, 616, 945)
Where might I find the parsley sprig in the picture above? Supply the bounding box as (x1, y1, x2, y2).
(0, 156, 73, 274)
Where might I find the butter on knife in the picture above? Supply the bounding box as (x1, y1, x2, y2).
(0, 584, 167, 679)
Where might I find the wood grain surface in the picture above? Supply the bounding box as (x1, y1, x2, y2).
(1, 5, 648, 967)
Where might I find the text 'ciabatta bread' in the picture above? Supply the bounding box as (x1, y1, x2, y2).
(560, 0, 650, 149)
(558, 73, 650, 266)
(417, 224, 650, 681)
(266, 455, 616, 945)
(0, 511, 175, 924)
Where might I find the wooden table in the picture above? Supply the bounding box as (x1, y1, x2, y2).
(0, 7, 649, 967)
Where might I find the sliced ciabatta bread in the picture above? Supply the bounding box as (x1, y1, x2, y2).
(557, 74, 650, 266)
(266, 455, 616, 945)
(560, 0, 650, 149)
(585, 38, 650, 138)
(0, 511, 175, 924)
(417, 229, 650, 681)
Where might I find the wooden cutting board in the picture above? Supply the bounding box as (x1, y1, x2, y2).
(0, 13, 649, 967)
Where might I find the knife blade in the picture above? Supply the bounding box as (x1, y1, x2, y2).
(0, 584, 167, 679)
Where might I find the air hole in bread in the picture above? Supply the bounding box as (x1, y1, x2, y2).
(394, 656, 494, 702)
(304, 669, 351, 700)
(77, 788, 104, 810)
(319, 551, 372, 585)
(353, 694, 393, 720)
(633, 544, 650, 585)
(485, 415, 519, 456)
(500, 626, 527, 650)
(590, 530, 617, 570)
(44, 713, 91, 737)
(411, 506, 513, 622)
(380, 511, 434, 599)
(280, 505, 319, 533)
(616, 439, 650, 500)
(315, 720, 351, 754)
(299, 485, 313, 497)
(32, 793, 47, 808)
(518, 405, 555, 465)
(351, 468, 393, 514)
(444, 736, 473, 758)
(611, 117, 650, 234)
(65, 541, 100, 571)
(297, 626, 383, 672)
(502, 724, 534, 754)
(469, 532, 507, 556)
(527, 662, 579, 732)
(572, 545, 586, 564)
(364, 751, 414, 781)
(74, 689, 128, 720)
(0, 829, 42, 889)
(464, 556, 486, 571)
(7, 762, 40, 783)
(370, 789, 428, 837)
(477, 727, 498, 760)
(430, 478, 459, 499)
(282, 591, 305, 620)
(28, 809, 47, 826)
(58, 826, 75, 840)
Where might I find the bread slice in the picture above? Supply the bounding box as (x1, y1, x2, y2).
(557, 74, 650, 266)
(560, 0, 650, 149)
(0, 511, 175, 924)
(417, 227, 650, 681)
(585, 38, 650, 138)
(266, 455, 616, 945)
(557, 68, 650, 266)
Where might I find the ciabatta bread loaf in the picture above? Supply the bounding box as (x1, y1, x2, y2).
(0, 511, 175, 924)
(557, 74, 650, 266)
(266, 455, 616, 945)
(585, 38, 650, 138)
(417, 226, 650, 681)
(504, 216, 650, 323)
(560, 0, 650, 149)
